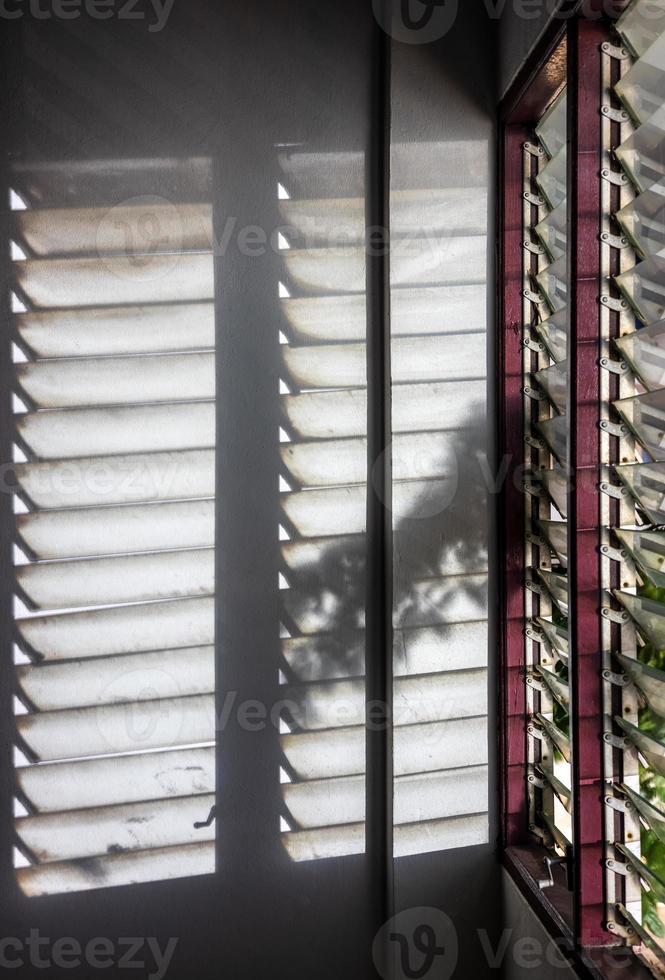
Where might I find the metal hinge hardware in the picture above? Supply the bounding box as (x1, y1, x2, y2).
(599, 420, 629, 438)
(601, 606, 630, 624)
(601, 41, 630, 60)
(600, 295, 628, 312)
(602, 669, 631, 688)
(600, 231, 629, 249)
(600, 357, 629, 376)
(601, 105, 630, 123)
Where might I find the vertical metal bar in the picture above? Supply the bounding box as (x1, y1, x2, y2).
(499, 123, 530, 846)
(365, 9, 393, 936)
(567, 18, 615, 949)
(598, 41, 642, 934)
(523, 141, 556, 844)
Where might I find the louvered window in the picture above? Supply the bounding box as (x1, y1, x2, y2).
(8, 159, 216, 895)
(501, 5, 665, 972)
(522, 87, 573, 861)
(601, 0, 665, 965)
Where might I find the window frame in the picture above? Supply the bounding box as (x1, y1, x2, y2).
(497, 10, 655, 974)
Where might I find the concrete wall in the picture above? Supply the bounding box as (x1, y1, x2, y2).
(499, 1, 561, 97)
(502, 871, 581, 979)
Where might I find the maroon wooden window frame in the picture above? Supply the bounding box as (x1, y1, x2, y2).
(496, 12, 647, 967)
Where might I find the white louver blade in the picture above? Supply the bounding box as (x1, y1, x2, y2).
(10, 158, 216, 893)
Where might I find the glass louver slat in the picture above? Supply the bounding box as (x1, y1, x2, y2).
(615, 528, 665, 589)
(539, 467, 568, 518)
(616, 105, 665, 194)
(615, 589, 665, 650)
(535, 201, 567, 261)
(534, 308, 568, 364)
(613, 389, 665, 458)
(540, 812, 572, 850)
(536, 147, 567, 209)
(617, 255, 665, 324)
(534, 361, 568, 415)
(534, 664, 570, 706)
(621, 783, 665, 844)
(534, 90, 567, 159)
(615, 318, 665, 389)
(533, 712, 571, 762)
(616, 716, 665, 777)
(538, 569, 569, 616)
(616, 184, 665, 259)
(536, 253, 567, 313)
(615, 461, 665, 523)
(615, 651, 665, 716)
(616, 0, 665, 58)
(537, 415, 568, 467)
(535, 764, 572, 813)
(534, 615, 569, 662)
(537, 518, 568, 566)
(616, 843, 665, 903)
(616, 32, 665, 124)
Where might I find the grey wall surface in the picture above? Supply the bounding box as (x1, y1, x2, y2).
(499, 1, 560, 97)
(0, 2, 584, 978)
(390, 7, 503, 976)
(502, 871, 580, 980)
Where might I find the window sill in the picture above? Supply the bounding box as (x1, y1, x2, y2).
(503, 846, 655, 980)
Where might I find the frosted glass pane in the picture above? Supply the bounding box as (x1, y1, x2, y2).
(535, 90, 567, 158)
(616, 104, 665, 192)
(615, 319, 665, 388)
(616, 528, 665, 588)
(613, 388, 665, 457)
(616, 183, 665, 258)
(617, 0, 665, 57)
